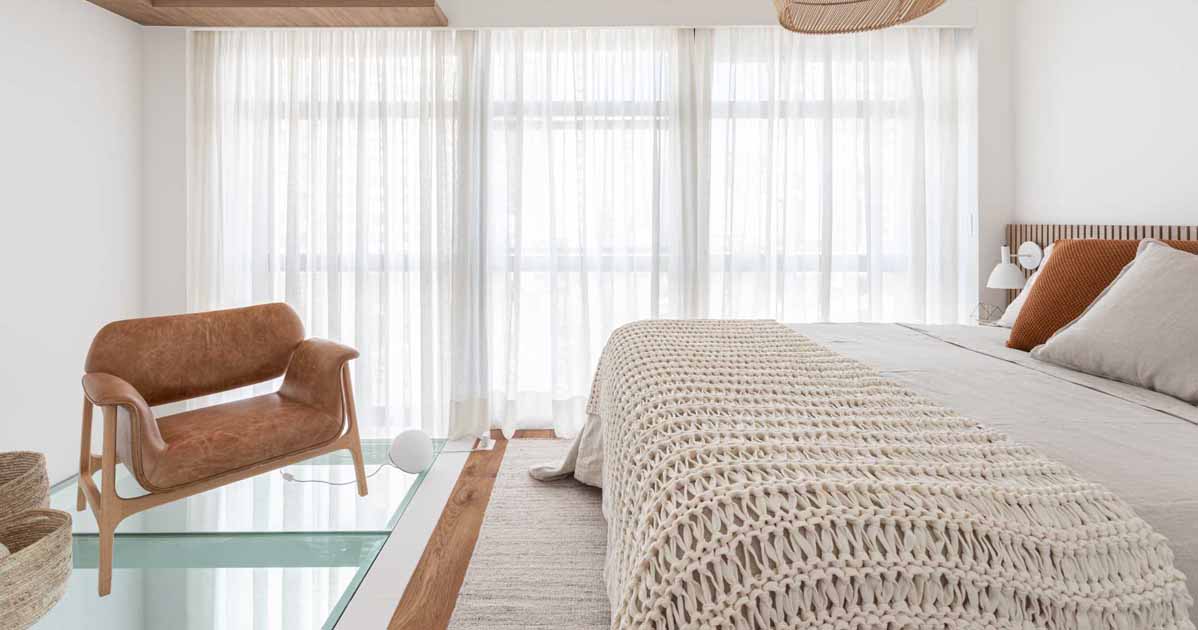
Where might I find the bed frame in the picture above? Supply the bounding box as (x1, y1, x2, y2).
(1005, 223, 1198, 302)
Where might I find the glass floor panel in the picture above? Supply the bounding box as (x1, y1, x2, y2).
(35, 438, 441, 630)
(50, 439, 425, 534)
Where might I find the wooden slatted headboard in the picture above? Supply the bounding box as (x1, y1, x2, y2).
(1004, 223, 1198, 301)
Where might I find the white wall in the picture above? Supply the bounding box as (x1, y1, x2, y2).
(1013, 0, 1198, 225)
(0, 0, 144, 483)
(975, 0, 1014, 308)
(142, 28, 190, 317)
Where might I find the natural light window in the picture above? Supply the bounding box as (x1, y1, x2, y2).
(190, 27, 977, 439)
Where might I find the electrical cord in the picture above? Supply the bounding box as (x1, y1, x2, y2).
(281, 464, 387, 486)
(279, 443, 497, 485)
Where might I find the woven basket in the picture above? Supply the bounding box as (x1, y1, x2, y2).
(0, 452, 49, 516)
(0, 509, 73, 629)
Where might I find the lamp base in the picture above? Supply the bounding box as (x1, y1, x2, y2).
(974, 302, 1005, 325)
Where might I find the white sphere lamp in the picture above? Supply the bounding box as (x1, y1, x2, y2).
(389, 429, 435, 474)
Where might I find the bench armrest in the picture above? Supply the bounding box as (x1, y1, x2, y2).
(279, 339, 360, 417)
(82, 373, 152, 415)
(81, 373, 164, 454)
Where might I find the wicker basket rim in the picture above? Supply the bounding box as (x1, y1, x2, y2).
(0, 451, 47, 485)
(0, 509, 72, 559)
(0, 507, 72, 628)
(0, 508, 70, 532)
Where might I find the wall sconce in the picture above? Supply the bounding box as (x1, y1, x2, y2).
(986, 242, 1044, 291)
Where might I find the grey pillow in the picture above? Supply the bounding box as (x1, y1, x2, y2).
(1031, 240, 1198, 404)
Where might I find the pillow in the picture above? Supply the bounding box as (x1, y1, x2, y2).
(0, 541, 8, 561)
(1031, 240, 1198, 403)
(994, 243, 1054, 328)
(1006, 238, 1198, 350)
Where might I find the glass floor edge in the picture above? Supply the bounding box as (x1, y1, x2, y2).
(38, 438, 445, 630)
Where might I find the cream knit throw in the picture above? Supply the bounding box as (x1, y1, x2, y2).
(592, 320, 1193, 630)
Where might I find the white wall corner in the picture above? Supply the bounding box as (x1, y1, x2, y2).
(975, 0, 1016, 310)
(141, 27, 192, 317)
(0, 0, 146, 483)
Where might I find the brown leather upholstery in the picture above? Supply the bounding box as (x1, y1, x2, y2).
(81, 303, 360, 492)
(85, 303, 304, 407)
(280, 339, 361, 418)
(149, 394, 344, 490)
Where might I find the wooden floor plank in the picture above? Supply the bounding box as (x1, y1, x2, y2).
(387, 429, 557, 630)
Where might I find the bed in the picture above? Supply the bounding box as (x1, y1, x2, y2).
(538, 321, 1197, 629)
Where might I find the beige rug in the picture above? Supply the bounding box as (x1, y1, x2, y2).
(447, 439, 609, 630)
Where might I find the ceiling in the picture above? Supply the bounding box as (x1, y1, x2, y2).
(86, 0, 448, 27)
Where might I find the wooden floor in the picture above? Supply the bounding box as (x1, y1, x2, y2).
(388, 429, 557, 630)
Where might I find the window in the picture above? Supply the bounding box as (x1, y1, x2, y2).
(191, 26, 977, 439)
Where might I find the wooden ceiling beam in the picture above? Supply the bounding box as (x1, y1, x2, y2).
(150, 0, 436, 7)
(86, 0, 448, 27)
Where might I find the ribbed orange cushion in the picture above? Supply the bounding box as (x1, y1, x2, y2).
(1007, 239, 1198, 351)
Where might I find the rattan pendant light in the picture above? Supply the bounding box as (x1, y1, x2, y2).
(774, 0, 946, 34)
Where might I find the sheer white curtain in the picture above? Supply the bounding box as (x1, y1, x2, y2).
(190, 29, 475, 440)
(705, 28, 977, 323)
(190, 26, 977, 443)
(188, 29, 480, 629)
(479, 29, 689, 437)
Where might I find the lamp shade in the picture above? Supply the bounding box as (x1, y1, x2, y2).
(987, 246, 1027, 290)
(774, 0, 947, 34)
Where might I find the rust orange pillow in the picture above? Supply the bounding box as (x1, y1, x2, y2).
(1006, 239, 1198, 351)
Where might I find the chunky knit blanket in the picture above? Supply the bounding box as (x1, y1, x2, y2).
(590, 320, 1193, 630)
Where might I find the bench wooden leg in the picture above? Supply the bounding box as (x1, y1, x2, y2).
(349, 438, 368, 497)
(77, 398, 94, 512)
(98, 405, 121, 597)
(342, 366, 369, 497)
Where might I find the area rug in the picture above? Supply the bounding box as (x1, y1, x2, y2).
(446, 439, 609, 630)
